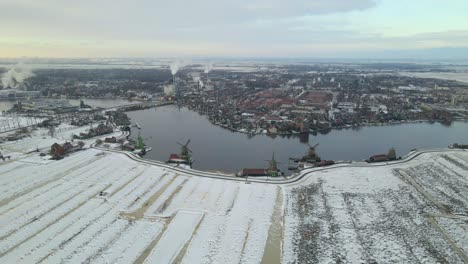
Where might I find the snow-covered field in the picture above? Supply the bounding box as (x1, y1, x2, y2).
(1, 131, 467, 263)
(0, 123, 122, 158)
(401, 71, 468, 84)
(0, 115, 44, 133)
(283, 151, 468, 263)
(0, 147, 278, 263)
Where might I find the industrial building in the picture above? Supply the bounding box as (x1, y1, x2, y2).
(164, 84, 176, 96)
(0, 89, 41, 100)
(17, 99, 79, 113)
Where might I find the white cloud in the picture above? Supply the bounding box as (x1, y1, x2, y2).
(0, 0, 375, 35)
(1, 0, 468, 58)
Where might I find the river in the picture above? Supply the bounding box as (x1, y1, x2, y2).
(1, 99, 466, 173)
(126, 105, 468, 173)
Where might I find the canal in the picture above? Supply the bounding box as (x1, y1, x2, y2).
(126, 105, 468, 173)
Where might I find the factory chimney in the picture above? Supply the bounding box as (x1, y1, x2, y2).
(173, 74, 176, 96)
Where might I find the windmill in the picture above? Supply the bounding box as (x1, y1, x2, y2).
(177, 139, 192, 161)
(305, 143, 321, 162)
(266, 152, 280, 177)
(136, 131, 145, 150)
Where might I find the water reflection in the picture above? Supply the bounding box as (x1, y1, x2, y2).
(127, 105, 468, 173)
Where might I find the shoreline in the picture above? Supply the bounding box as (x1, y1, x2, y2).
(178, 103, 468, 136)
(213, 118, 468, 137)
(123, 105, 467, 174)
(94, 143, 466, 184)
(95, 126, 467, 182)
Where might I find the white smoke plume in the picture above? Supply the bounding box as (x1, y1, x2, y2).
(204, 62, 213, 74)
(1, 63, 35, 89)
(170, 59, 191, 75)
(170, 62, 179, 75)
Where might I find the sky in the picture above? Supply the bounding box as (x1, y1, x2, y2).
(1, 0, 468, 59)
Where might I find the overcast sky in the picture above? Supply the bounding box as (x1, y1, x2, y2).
(1, 0, 468, 58)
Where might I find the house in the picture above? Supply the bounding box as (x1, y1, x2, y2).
(268, 126, 278, 134)
(77, 123, 114, 139)
(263, 115, 284, 124)
(63, 142, 81, 153)
(51, 142, 82, 160)
(51, 143, 65, 160)
(105, 137, 117, 143)
(240, 168, 268, 177)
(122, 142, 135, 151)
(369, 154, 388, 162)
(95, 124, 113, 135)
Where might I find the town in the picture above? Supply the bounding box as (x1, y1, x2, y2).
(3, 0, 468, 262)
(3, 61, 467, 138)
(1, 60, 468, 263)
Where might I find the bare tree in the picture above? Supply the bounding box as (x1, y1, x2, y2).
(48, 126, 55, 137)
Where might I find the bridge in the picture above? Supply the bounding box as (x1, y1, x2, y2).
(105, 101, 174, 111)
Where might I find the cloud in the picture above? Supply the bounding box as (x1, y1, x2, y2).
(1, 0, 468, 58)
(0, 0, 376, 36)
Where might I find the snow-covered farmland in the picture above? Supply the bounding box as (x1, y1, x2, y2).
(0, 123, 122, 158)
(1, 137, 467, 263)
(401, 71, 468, 84)
(283, 150, 468, 264)
(0, 148, 278, 263)
(0, 115, 43, 133)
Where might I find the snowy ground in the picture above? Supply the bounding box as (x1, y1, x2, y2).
(283, 150, 468, 264)
(401, 71, 468, 84)
(0, 115, 44, 133)
(0, 147, 278, 264)
(0, 123, 122, 159)
(1, 129, 467, 263)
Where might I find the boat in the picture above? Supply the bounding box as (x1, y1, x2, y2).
(289, 157, 301, 163)
(288, 158, 299, 170)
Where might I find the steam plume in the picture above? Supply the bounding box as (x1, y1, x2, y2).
(170, 62, 179, 75)
(204, 62, 213, 74)
(1, 63, 35, 89)
(170, 59, 191, 75)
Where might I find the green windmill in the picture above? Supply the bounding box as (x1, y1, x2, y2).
(136, 131, 145, 149)
(266, 152, 280, 177)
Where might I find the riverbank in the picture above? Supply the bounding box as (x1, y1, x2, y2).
(94, 140, 467, 183)
(208, 115, 466, 137)
(125, 105, 468, 173)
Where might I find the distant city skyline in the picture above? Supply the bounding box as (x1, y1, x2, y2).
(1, 0, 468, 59)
